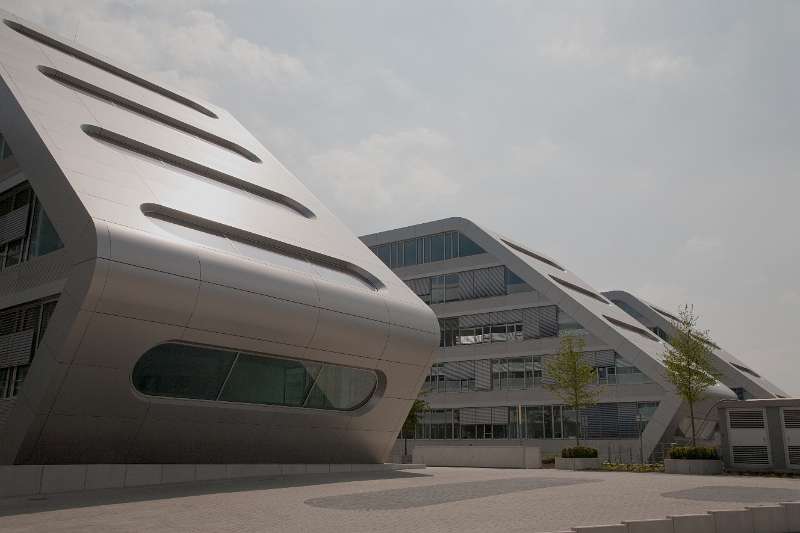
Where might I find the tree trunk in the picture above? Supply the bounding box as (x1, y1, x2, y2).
(689, 400, 696, 447)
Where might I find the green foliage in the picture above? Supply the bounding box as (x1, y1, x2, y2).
(545, 336, 600, 446)
(662, 305, 721, 446)
(669, 446, 719, 460)
(561, 446, 598, 458)
(401, 398, 429, 438)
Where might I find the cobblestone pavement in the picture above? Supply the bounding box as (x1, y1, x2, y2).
(0, 467, 799, 533)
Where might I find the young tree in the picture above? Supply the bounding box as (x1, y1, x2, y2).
(401, 398, 430, 460)
(545, 336, 600, 447)
(662, 304, 721, 447)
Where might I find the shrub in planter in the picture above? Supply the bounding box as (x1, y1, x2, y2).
(561, 446, 598, 458)
(668, 446, 718, 460)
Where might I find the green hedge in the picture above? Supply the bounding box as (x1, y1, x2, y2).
(561, 446, 598, 458)
(668, 446, 719, 460)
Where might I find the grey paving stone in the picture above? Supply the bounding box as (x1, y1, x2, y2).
(661, 485, 800, 504)
(305, 476, 599, 510)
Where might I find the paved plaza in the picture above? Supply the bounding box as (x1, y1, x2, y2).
(0, 467, 799, 532)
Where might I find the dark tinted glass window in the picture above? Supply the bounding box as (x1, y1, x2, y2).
(28, 202, 64, 258)
(133, 343, 236, 400)
(4, 239, 22, 268)
(13, 189, 31, 209)
(219, 353, 320, 407)
(0, 133, 11, 160)
(458, 234, 484, 256)
(305, 364, 380, 410)
(403, 239, 417, 266)
(133, 343, 378, 411)
(431, 274, 445, 304)
(444, 232, 456, 260)
(0, 196, 12, 217)
(375, 244, 390, 266)
(506, 270, 525, 285)
(429, 233, 445, 262)
(445, 273, 460, 302)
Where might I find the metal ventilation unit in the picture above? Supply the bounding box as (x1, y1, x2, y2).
(719, 399, 800, 473)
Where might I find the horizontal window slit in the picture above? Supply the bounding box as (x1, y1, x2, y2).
(4, 18, 218, 119)
(603, 314, 662, 343)
(140, 202, 383, 290)
(81, 124, 314, 219)
(39, 66, 260, 163)
(550, 275, 609, 305)
(502, 239, 566, 271)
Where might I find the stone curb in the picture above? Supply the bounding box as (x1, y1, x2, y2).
(0, 463, 425, 498)
(540, 501, 800, 533)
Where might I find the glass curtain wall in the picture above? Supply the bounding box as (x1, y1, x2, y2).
(0, 297, 59, 399)
(0, 133, 12, 160)
(370, 231, 485, 269)
(415, 401, 659, 441)
(422, 353, 648, 393)
(405, 266, 534, 305)
(0, 183, 64, 272)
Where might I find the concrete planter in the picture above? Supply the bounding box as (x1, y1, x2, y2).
(555, 457, 603, 470)
(664, 459, 723, 475)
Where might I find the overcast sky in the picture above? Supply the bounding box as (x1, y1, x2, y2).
(3, 0, 798, 394)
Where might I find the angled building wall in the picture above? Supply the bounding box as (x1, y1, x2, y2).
(362, 217, 738, 461)
(603, 290, 786, 400)
(0, 9, 438, 465)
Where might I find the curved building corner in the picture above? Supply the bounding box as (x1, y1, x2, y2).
(0, 9, 439, 465)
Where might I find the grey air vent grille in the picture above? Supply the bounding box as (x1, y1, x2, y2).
(4, 19, 218, 119)
(788, 446, 800, 466)
(40, 66, 260, 162)
(729, 410, 765, 429)
(602, 315, 661, 343)
(140, 203, 383, 291)
(784, 409, 800, 429)
(501, 239, 565, 271)
(82, 125, 314, 218)
(550, 275, 609, 305)
(731, 446, 770, 465)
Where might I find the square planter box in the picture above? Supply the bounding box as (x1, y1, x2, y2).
(664, 459, 723, 475)
(555, 457, 603, 470)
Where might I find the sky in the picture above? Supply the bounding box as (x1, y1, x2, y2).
(2, 0, 798, 394)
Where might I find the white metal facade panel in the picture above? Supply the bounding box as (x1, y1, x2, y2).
(0, 8, 440, 465)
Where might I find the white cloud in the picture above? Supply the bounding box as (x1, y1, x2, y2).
(537, 19, 693, 82)
(537, 19, 608, 65)
(681, 235, 722, 255)
(634, 283, 691, 313)
(627, 48, 694, 81)
(2, 1, 308, 97)
(504, 140, 561, 175)
(308, 128, 460, 213)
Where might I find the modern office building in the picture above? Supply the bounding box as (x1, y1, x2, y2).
(604, 290, 786, 401)
(0, 10, 438, 465)
(361, 217, 780, 461)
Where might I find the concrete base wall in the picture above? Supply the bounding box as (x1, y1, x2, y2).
(555, 457, 604, 470)
(392, 438, 644, 464)
(412, 445, 541, 468)
(0, 463, 423, 498)
(664, 459, 723, 475)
